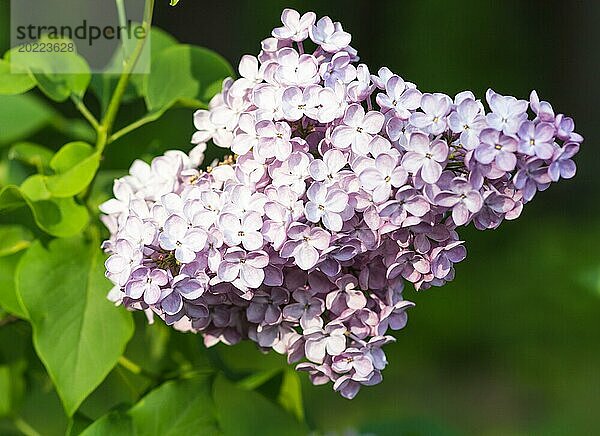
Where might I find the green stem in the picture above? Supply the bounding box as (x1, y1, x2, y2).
(98, 0, 155, 153)
(71, 96, 100, 131)
(109, 111, 163, 143)
(118, 355, 161, 380)
(109, 99, 208, 144)
(13, 416, 41, 436)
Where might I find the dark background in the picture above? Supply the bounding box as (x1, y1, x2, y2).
(2, 0, 599, 434)
(152, 1, 600, 434)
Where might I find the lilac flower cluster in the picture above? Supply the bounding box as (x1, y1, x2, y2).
(101, 9, 582, 399)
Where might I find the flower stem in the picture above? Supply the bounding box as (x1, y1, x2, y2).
(13, 416, 41, 436)
(71, 96, 100, 131)
(118, 355, 161, 380)
(98, 0, 155, 153)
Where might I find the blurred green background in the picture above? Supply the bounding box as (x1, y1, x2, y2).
(1, 0, 599, 434)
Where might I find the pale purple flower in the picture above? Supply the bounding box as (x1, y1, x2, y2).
(283, 289, 325, 330)
(272, 9, 316, 42)
(376, 75, 421, 119)
(304, 182, 348, 231)
(448, 98, 486, 150)
(247, 288, 289, 325)
(347, 64, 373, 102)
(409, 93, 452, 135)
(161, 274, 207, 315)
(231, 113, 260, 156)
(219, 211, 264, 251)
(281, 86, 313, 121)
(217, 248, 269, 290)
(435, 179, 483, 225)
(280, 223, 330, 270)
(319, 52, 356, 87)
(486, 89, 528, 134)
(475, 128, 518, 171)
(255, 120, 293, 161)
(517, 121, 555, 159)
(359, 154, 407, 203)
(105, 239, 142, 286)
(304, 323, 347, 364)
(555, 114, 582, 143)
(125, 267, 168, 305)
(252, 84, 283, 120)
(513, 158, 552, 202)
(271, 151, 311, 194)
(120, 216, 156, 247)
(331, 104, 385, 154)
(548, 142, 578, 181)
(331, 348, 374, 381)
(379, 186, 430, 225)
(309, 149, 348, 186)
(401, 133, 448, 184)
(274, 48, 319, 87)
(314, 83, 347, 123)
(159, 215, 207, 263)
(309, 16, 351, 52)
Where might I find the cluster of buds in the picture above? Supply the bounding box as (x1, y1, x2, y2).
(102, 9, 582, 398)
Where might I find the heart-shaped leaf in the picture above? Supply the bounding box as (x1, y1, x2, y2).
(0, 224, 34, 257)
(0, 94, 55, 146)
(0, 59, 35, 95)
(81, 375, 217, 435)
(7, 37, 91, 102)
(0, 182, 89, 238)
(213, 374, 308, 435)
(44, 142, 101, 197)
(0, 252, 28, 318)
(145, 45, 233, 112)
(8, 142, 54, 173)
(16, 237, 134, 416)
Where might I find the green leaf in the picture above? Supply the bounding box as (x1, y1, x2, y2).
(237, 368, 281, 390)
(7, 37, 91, 102)
(0, 253, 28, 317)
(79, 410, 132, 436)
(0, 156, 32, 187)
(16, 237, 134, 416)
(170, 0, 181, 5)
(213, 374, 308, 436)
(145, 45, 233, 112)
(130, 27, 178, 94)
(0, 224, 34, 256)
(0, 181, 89, 237)
(81, 375, 218, 436)
(44, 142, 100, 197)
(129, 375, 218, 435)
(278, 368, 305, 423)
(0, 59, 35, 95)
(0, 94, 55, 145)
(8, 142, 54, 173)
(65, 414, 94, 436)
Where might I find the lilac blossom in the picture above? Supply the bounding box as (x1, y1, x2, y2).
(102, 8, 583, 400)
(309, 16, 351, 52)
(475, 128, 518, 171)
(331, 104, 384, 154)
(159, 215, 207, 263)
(435, 179, 483, 225)
(304, 182, 348, 231)
(401, 133, 448, 184)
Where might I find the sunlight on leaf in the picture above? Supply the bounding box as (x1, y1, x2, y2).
(16, 237, 134, 415)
